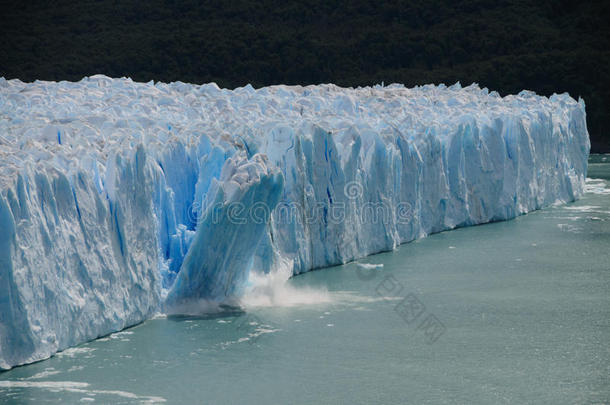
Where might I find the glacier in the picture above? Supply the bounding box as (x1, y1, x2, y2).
(0, 75, 589, 369)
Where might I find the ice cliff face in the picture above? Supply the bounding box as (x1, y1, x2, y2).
(0, 76, 589, 368)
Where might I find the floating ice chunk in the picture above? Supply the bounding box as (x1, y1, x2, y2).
(356, 263, 384, 270)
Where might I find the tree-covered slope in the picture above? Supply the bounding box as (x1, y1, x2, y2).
(1, 0, 608, 151)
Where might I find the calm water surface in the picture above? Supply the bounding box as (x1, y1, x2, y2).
(1, 156, 609, 404)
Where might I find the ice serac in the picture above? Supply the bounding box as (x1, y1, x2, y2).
(165, 153, 283, 310)
(0, 77, 590, 368)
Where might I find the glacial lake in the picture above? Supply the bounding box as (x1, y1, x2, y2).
(1, 156, 609, 404)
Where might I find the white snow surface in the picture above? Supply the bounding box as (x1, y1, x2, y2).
(0, 75, 589, 368)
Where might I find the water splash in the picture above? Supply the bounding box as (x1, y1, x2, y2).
(241, 264, 332, 308)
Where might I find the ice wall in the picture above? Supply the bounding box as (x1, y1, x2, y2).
(0, 76, 589, 368)
(0, 146, 160, 369)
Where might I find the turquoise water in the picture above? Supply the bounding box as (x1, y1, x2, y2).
(1, 157, 609, 404)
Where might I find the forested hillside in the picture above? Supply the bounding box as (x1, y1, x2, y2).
(1, 0, 608, 151)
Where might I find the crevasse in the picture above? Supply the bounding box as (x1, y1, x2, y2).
(0, 76, 589, 369)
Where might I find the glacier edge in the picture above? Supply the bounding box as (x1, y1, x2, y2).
(0, 77, 590, 369)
